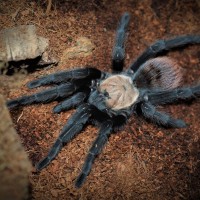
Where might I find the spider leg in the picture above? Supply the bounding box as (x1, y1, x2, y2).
(148, 85, 200, 105)
(140, 101, 186, 128)
(36, 104, 92, 171)
(53, 89, 90, 113)
(75, 120, 113, 188)
(27, 67, 102, 89)
(112, 12, 130, 72)
(128, 35, 200, 73)
(7, 79, 91, 108)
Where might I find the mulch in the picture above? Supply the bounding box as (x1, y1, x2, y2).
(0, 0, 200, 199)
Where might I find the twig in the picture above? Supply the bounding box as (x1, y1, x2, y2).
(17, 111, 24, 123)
(11, 7, 21, 21)
(46, 0, 52, 15)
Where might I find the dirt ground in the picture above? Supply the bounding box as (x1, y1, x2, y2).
(0, 0, 200, 199)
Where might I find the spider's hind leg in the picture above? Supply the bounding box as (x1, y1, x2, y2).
(36, 103, 92, 171)
(128, 35, 200, 73)
(140, 102, 186, 128)
(148, 85, 200, 105)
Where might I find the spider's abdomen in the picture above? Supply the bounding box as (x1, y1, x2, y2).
(98, 75, 139, 110)
(133, 57, 182, 90)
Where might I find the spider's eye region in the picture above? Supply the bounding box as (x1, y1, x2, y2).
(101, 89, 110, 98)
(98, 75, 139, 110)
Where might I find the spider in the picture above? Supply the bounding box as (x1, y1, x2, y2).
(7, 12, 200, 188)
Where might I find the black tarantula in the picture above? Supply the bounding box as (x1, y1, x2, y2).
(7, 12, 200, 188)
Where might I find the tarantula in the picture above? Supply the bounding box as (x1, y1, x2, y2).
(7, 12, 200, 188)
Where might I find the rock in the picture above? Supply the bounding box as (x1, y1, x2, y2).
(61, 37, 95, 62)
(0, 25, 57, 66)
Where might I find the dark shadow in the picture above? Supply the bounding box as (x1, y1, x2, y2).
(1, 56, 57, 75)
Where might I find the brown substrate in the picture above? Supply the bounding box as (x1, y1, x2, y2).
(0, 0, 200, 199)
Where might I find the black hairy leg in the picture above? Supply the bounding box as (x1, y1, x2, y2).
(140, 102, 186, 128)
(112, 12, 130, 72)
(27, 67, 102, 89)
(36, 104, 92, 170)
(148, 85, 200, 105)
(75, 120, 113, 188)
(128, 35, 200, 73)
(7, 79, 91, 108)
(53, 89, 90, 113)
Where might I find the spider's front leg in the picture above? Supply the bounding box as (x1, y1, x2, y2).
(53, 89, 90, 113)
(140, 101, 186, 128)
(7, 79, 91, 108)
(128, 35, 200, 73)
(27, 67, 102, 88)
(75, 120, 113, 188)
(36, 103, 92, 170)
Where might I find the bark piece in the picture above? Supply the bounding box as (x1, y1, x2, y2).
(0, 95, 32, 200)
